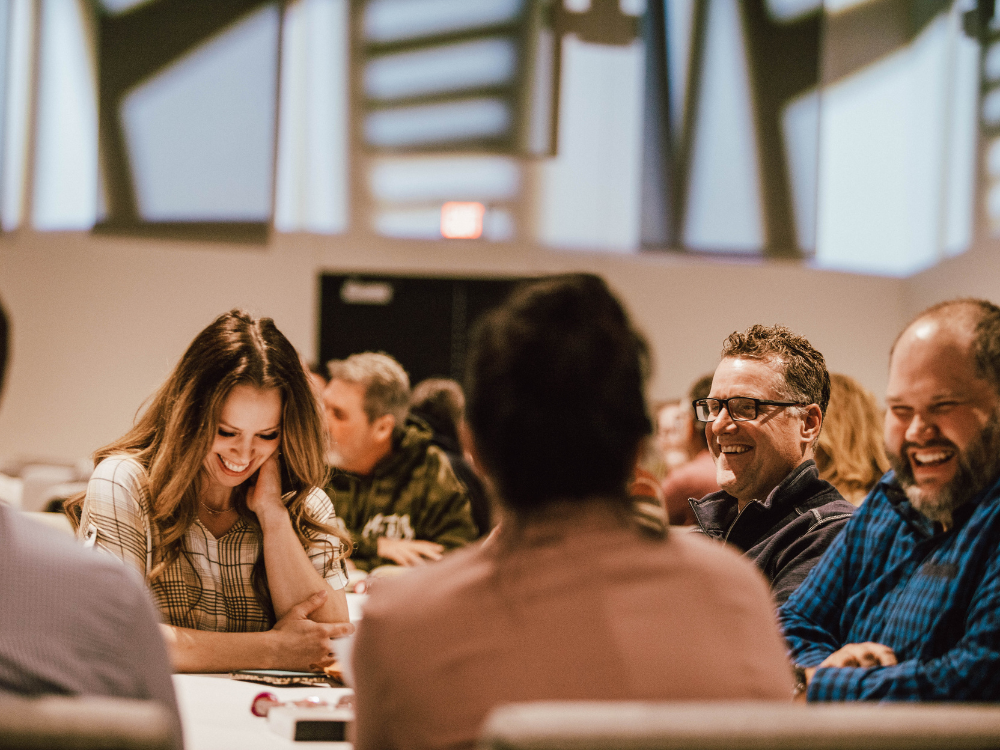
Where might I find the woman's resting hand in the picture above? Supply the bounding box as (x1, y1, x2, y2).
(269, 589, 356, 671)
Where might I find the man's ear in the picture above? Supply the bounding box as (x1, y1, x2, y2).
(461, 428, 501, 504)
(372, 413, 396, 443)
(463, 427, 485, 474)
(801, 404, 823, 447)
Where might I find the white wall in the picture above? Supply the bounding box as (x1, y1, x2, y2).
(0, 230, 906, 462)
(905, 237, 1000, 318)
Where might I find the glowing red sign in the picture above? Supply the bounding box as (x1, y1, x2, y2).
(441, 201, 485, 239)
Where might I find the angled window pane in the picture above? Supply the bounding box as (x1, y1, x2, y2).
(984, 87, 1000, 127)
(2, 0, 34, 231)
(365, 98, 511, 148)
(33, 0, 99, 231)
(274, 0, 349, 234)
(365, 38, 518, 101)
(117, 4, 279, 222)
(683, 0, 764, 253)
(356, 0, 556, 156)
(986, 40, 1000, 82)
(781, 89, 819, 253)
(814, 11, 979, 275)
(0, 2, 9, 225)
(538, 36, 644, 253)
(98, 0, 155, 14)
(765, 0, 821, 22)
(363, 0, 522, 43)
(369, 156, 519, 203)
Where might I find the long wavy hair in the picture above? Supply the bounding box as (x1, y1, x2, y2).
(66, 310, 350, 617)
(815, 373, 890, 505)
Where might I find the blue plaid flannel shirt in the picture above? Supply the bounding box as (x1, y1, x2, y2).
(779, 469, 1000, 701)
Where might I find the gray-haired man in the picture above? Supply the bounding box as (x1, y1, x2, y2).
(322, 352, 476, 572)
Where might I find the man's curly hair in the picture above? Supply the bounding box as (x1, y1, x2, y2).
(720, 324, 830, 415)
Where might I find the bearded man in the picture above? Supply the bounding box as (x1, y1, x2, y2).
(780, 298, 1000, 701)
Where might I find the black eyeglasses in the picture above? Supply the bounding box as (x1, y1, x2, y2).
(693, 397, 807, 422)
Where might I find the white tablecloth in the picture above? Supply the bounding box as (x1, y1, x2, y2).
(174, 593, 365, 749)
(174, 674, 352, 750)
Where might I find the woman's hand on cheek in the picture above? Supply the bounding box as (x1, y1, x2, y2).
(246, 451, 286, 521)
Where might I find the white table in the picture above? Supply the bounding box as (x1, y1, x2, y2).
(174, 594, 366, 749)
(174, 674, 352, 750)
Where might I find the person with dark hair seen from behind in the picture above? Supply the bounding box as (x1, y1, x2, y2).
(68, 309, 354, 674)
(782, 299, 1000, 701)
(660, 374, 720, 525)
(690, 325, 855, 605)
(815, 373, 890, 506)
(0, 298, 182, 747)
(351, 275, 793, 750)
(409, 377, 491, 536)
(322, 354, 477, 571)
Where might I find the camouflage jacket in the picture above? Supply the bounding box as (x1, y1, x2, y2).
(325, 420, 478, 571)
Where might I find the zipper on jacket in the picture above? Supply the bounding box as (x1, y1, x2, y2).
(723, 501, 755, 544)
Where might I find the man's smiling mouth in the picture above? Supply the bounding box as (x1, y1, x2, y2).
(911, 449, 955, 467)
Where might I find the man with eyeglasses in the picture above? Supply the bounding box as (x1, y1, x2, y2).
(781, 299, 1000, 701)
(689, 324, 855, 605)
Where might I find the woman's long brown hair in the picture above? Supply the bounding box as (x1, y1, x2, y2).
(66, 310, 350, 620)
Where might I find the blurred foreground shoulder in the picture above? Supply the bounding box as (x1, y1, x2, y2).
(0, 505, 180, 739)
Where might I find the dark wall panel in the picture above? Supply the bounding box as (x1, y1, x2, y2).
(319, 274, 522, 385)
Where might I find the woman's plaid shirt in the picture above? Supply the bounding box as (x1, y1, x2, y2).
(80, 455, 347, 631)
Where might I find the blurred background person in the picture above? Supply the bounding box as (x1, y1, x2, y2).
(814, 372, 890, 506)
(654, 400, 688, 475)
(409, 377, 491, 537)
(660, 374, 720, 525)
(323, 354, 476, 572)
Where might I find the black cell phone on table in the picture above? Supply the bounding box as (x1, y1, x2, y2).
(231, 669, 333, 687)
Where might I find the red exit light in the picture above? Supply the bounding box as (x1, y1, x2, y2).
(441, 201, 485, 239)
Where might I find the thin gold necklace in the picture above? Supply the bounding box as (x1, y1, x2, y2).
(199, 499, 234, 515)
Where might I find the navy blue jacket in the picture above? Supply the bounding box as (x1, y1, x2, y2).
(690, 460, 854, 605)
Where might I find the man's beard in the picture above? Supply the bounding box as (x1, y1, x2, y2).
(887, 413, 1000, 527)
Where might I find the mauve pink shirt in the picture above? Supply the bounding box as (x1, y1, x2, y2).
(352, 501, 793, 750)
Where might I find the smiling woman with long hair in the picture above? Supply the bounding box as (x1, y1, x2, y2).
(66, 309, 353, 673)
